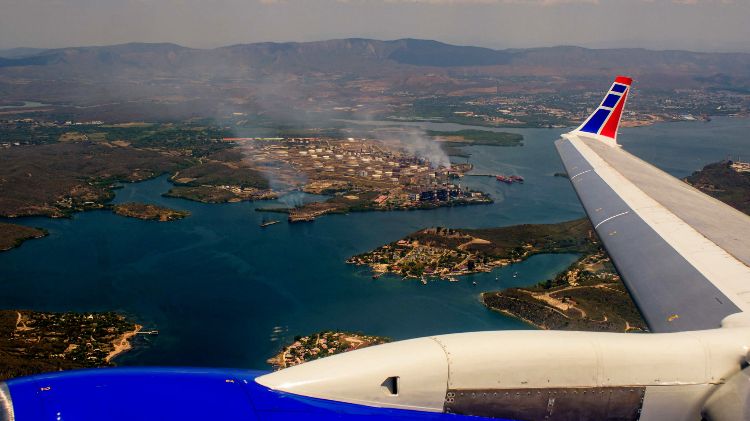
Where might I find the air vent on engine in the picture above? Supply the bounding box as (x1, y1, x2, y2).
(382, 376, 399, 396)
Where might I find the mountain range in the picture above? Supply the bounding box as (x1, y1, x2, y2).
(1, 38, 748, 121)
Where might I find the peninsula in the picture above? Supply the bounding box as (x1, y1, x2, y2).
(0, 310, 142, 380)
(268, 331, 390, 370)
(0, 222, 47, 252)
(113, 202, 190, 222)
(482, 249, 647, 333)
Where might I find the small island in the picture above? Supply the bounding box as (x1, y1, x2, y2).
(482, 249, 647, 333)
(268, 331, 390, 370)
(0, 222, 48, 252)
(348, 219, 594, 281)
(113, 202, 190, 221)
(0, 310, 142, 381)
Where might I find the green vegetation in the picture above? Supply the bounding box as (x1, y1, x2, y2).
(0, 310, 140, 381)
(0, 223, 47, 251)
(164, 186, 237, 203)
(165, 161, 274, 203)
(426, 129, 524, 147)
(171, 161, 269, 190)
(404, 96, 577, 128)
(0, 121, 232, 157)
(112, 203, 190, 222)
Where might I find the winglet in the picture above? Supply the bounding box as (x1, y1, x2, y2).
(571, 75, 633, 145)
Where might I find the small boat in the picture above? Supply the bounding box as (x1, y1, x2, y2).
(513, 272, 518, 278)
(260, 219, 280, 228)
(472, 281, 478, 286)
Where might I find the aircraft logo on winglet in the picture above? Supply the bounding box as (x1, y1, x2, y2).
(573, 75, 633, 144)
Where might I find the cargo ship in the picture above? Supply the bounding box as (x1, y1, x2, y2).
(496, 175, 524, 184)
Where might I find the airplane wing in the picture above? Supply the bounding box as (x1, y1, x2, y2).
(555, 76, 750, 333)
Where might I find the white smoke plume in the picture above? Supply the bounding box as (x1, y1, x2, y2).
(390, 127, 451, 169)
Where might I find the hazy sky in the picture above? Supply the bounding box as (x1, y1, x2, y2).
(1, 0, 748, 52)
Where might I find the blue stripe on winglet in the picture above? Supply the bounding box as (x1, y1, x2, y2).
(611, 84, 627, 93)
(579, 108, 611, 134)
(602, 93, 621, 108)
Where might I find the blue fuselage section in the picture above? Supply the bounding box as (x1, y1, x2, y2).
(2, 368, 502, 420)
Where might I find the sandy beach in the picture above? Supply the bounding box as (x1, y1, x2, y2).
(106, 324, 142, 363)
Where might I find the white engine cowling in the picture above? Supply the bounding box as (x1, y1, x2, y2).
(703, 364, 750, 421)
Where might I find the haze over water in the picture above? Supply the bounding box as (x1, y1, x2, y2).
(1, 117, 748, 370)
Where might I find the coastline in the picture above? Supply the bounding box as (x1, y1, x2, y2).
(486, 301, 546, 330)
(0, 223, 48, 252)
(481, 250, 648, 333)
(106, 324, 143, 363)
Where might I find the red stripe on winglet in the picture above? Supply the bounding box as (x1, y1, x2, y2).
(614, 76, 633, 85)
(600, 90, 628, 139)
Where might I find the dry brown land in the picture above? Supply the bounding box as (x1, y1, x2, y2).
(0, 222, 47, 252)
(105, 324, 143, 363)
(0, 310, 141, 381)
(482, 251, 647, 333)
(685, 160, 750, 215)
(0, 142, 186, 218)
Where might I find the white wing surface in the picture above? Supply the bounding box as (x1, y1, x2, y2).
(556, 76, 750, 332)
